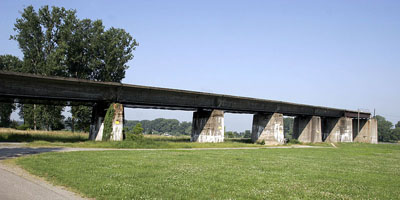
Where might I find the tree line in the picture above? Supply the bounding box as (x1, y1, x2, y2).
(125, 119, 192, 136)
(0, 5, 137, 131)
(124, 117, 296, 138)
(376, 115, 400, 142)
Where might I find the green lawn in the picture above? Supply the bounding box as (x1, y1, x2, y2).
(15, 143, 400, 199)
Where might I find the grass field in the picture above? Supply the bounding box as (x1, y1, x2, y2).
(14, 143, 400, 199)
(0, 128, 262, 149)
(0, 128, 88, 143)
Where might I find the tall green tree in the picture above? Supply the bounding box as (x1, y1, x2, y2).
(10, 5, 138, 131)
(376, 115, 394, 142)
(395, 121, 400, 129)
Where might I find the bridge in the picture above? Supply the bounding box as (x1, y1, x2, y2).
(0, 71, 377, 144)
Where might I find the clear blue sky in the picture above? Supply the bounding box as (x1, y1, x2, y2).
(1, 0, 399, 131)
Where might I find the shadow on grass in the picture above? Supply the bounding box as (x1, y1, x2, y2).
(0, 133, 87, 143)
(148, 136, 253, 144)
(225, 138, 253, 144)
(0, 147, 64, 160)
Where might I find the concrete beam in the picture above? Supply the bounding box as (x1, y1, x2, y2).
(353, 118, 378, 144)
(322, 117, 353, 143)
(191, 110, 224, 143)
(251, 113, 284, 145)
(0, 71, 371, 118)
(293, 116, 322, 143)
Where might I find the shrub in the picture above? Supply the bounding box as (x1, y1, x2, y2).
(287, 139, 301, 144)
(125, 133, 143, 141)
(16, 124, 30, 130)
(256, 140, 265, 145)
(125, 123, 144, 141)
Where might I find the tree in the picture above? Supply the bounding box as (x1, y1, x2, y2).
(124, 118, 192, 136)
(283, 117, 294, 139)
(0, 103, 16, 127)
(0, 55, 22, 127)
(10, 5, 138, 131)
(376, 115, 394, 142)
(133, 123, 144, 135)
(396, 121, 400, 129)
(243, 130, 251, 138)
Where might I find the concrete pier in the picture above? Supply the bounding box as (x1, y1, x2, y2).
(110, 104, 124, 141)
(89, 103, 124, 141)
(293, 116, 322, 143)
(323, 117, 353, 143)
(191, 109, 224, 143)
(353, 118, 378, 144)
(89, 102, 108, 140)
(251, 113, 284, 145)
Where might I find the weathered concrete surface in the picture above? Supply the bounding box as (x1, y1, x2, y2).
(90, 103, 124, 141)
(251, 113, 284, 145)
(353, 118, 378, 144)
(293, 116, 322, 143)
(191, 110, 224, 143)
(323, 117, 353, 143)
(110, 104, 124, 141)
(89, 102, 107, 141)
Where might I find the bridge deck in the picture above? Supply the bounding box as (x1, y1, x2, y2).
(0, 71, 370, 118)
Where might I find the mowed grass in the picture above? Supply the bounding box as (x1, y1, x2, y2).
(0, 128, 260, 149)
(15, 143, 400, 199)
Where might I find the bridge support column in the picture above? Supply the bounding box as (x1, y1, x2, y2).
(89, 103, 124, 141)
(89, 102, 108, 141)
(322, 117, 353, 143)
(353, 118, 378, 144)
(293, 116, 322, 143)
(191, 109, 224, 143)
(251, 113, 284, 145)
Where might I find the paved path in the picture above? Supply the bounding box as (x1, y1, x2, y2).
(0, 162, 86, 200)
(0, 143, 328, 200)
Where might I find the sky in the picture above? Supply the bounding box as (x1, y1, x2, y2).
(1, 0, 399, 131)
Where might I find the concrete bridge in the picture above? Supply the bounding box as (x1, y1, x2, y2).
(0, 71, 377, 144)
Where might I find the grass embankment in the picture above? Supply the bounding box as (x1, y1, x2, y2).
(0, 128, 260, 149)
(15, 143, 400, 199)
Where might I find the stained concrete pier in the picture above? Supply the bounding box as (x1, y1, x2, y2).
(293, 116, 322, 143)
(191, 110, 224, 143)
(89, 103, 124, 141)
(353, 118, 378, 144)
(251, 113, 284, 145)
(323, 117, 353, 143)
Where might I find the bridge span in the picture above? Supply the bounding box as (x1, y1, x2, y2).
(0, 71, 377, 144)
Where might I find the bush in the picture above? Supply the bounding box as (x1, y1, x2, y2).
(125, 123, 144, 141)
(256, 140, 265, 145)
(287, 139, 301, 144)
(125, 133, 143, 141)
(16, 124, 30, 130)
